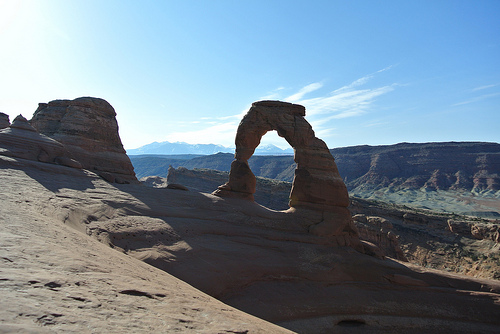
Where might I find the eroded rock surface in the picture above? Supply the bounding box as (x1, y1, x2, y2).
(2, 156, 500, 333)
(213, 100, 360, 248)
(0, 157, 290, 334)
(30, 97, 138, 183)
(353, 214, 408, 261)
(0, 115, 81, 168)
(0, 112, 9, 129)
(351, 197, 500, 280)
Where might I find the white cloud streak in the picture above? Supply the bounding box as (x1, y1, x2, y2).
(165, 67, 396, 146)
(298, 85, 395, 118)
(285, 82, 323, 102)
(165, 121, 238, 145)
(453, 92, 500, 106)
(471, 84, 497, 92)
(283, 67, 396, 124)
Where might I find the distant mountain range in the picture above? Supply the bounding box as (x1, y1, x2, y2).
(126, 141, 294, 155)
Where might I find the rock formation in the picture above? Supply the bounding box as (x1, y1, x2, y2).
(213, 100, 360, 248)
(0, 112, 9, 129)
(30, 97, 138, 183)
(0, 115, 81, 168)
(2, 106, 500, 332)
(353, 214, 408, 261)
(448, 219, 500, 243)
(350, 197, 500, 280)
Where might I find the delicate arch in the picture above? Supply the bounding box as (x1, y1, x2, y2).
(213, 100, 349, 211)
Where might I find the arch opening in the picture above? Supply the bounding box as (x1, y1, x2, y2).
(250, 130, 294, 211)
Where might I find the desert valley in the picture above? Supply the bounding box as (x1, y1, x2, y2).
(1, 97, 500, 333)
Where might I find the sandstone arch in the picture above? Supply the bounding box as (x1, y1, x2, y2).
(213, 100, 358, 239)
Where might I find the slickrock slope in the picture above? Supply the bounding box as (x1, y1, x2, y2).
(2, 156, 499, 333)
(2, 98, 500, 333)
(0, 156, 292, 334)
(30, 97, 138, 184)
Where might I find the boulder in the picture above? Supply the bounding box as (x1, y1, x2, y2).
(140, 175, 169, 188)
(30, 97, 138, 183)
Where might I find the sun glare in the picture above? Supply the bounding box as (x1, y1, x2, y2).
(0, 0, 23, 33)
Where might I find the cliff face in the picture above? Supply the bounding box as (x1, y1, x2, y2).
(31, 97, 138, 183)
(332, 142, 500, 194)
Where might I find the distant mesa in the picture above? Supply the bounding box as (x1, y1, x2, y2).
(213, 100, 363, 250)
(332, 141, 500, 196)
(31, 97, 138, 184)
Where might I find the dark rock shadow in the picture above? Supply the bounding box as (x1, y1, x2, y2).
(0, 156, 96, 192)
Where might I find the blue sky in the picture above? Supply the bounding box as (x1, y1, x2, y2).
(0, 0, 499, 150)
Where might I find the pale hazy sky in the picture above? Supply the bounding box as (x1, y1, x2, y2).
(1, 0, 499, 150)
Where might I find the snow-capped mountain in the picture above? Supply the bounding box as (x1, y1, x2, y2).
(126, 141, 293, 155)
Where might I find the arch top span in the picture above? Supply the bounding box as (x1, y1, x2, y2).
(234, 100, 310, 161)
(213, 100, 360, 242)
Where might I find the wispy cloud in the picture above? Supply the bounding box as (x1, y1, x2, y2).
(298, 85, 395, 118)
(165, 67, 396, 146)
(165, 121, 238, 145)
(259, 86, 286, 101)
(453, 92, 500, 106)
(471, 84, 498, 92)
(277, 67, 395, 123)
(285, 82, 323, 102)
(333, 65, 395, 94)
(363, 120, 389, 128)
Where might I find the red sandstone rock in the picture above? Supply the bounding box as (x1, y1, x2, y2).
(2, 125, 500, 334)
(213, 100, 360, 249)
(0, 115, 81, 168)
(353, 214, 408, 261)
(30, 97, 138, 184)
